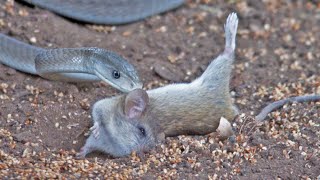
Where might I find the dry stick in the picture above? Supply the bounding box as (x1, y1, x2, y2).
(239, 116, 248, 134)
(255, 95, 320, 122)
(246, 123, 258, 136)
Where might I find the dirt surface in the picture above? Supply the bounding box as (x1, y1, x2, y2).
(0, 0, 319, 179)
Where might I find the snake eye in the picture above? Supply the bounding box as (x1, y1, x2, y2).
(112, 70, 120, 79)
(138, 126, 146, 137)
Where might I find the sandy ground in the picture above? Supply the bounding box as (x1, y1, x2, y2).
(0, 0, 319, 179)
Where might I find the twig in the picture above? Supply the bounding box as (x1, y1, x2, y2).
(246, 123, 258, 136)
(255, 95, 320, 122)
(239, 116, 248, 134)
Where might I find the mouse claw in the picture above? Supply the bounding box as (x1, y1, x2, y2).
(75, 147, 87, 159)
(90, 122, 100, 139)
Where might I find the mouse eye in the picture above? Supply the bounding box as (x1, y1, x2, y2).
(112, 70, 120, 79)
(138, 126, 146, 137)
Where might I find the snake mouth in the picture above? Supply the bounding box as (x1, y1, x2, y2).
(94, 69, 130, 93)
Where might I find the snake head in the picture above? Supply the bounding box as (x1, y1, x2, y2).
(91, 48, 143, 92)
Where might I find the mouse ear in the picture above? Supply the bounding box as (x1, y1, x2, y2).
(124, 89, 149, 119)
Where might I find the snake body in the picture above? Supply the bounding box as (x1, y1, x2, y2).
(22, 0, 185, 25)
(0, 34, 142, 92)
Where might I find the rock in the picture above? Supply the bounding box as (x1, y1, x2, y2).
(68, 84, 79, 94)
(153, 62, 184, 82)
(13, 131, 37, 143)
(38, 80, 53, 89)
(6, 68, 16, 75)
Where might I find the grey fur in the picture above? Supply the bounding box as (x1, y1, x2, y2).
(77, 13, 239, 158)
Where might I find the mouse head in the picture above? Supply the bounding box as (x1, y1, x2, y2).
(82, 89, 160, 157)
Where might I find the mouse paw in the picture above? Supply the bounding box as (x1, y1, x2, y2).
(90, 122, 100, 139)
(75, 147, 87, 159)
(224, 12, 238, 51)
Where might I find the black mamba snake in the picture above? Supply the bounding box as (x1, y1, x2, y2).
(0, 34, 142, 92)
(0, 0, 184, 92)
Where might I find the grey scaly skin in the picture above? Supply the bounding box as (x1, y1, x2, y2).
(77, 13, 239, 158)
(22, 0, 185, 25)
(0, 34, 142, 92)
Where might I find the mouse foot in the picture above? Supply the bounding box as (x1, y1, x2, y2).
(89, 122, 100, 139)
(224, 12, 238, 52)
(75, 147, 87, 159)
(75, 146, 93, 159)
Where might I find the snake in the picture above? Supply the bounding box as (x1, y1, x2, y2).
(22, 0, 185, 25)
(0, 34, 142, 92)
(0, 1, 185, 92)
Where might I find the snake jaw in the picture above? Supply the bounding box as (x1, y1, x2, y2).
(94, 69, 131, 93)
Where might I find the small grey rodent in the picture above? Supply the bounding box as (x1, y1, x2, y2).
(76, 13, 239, 158)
